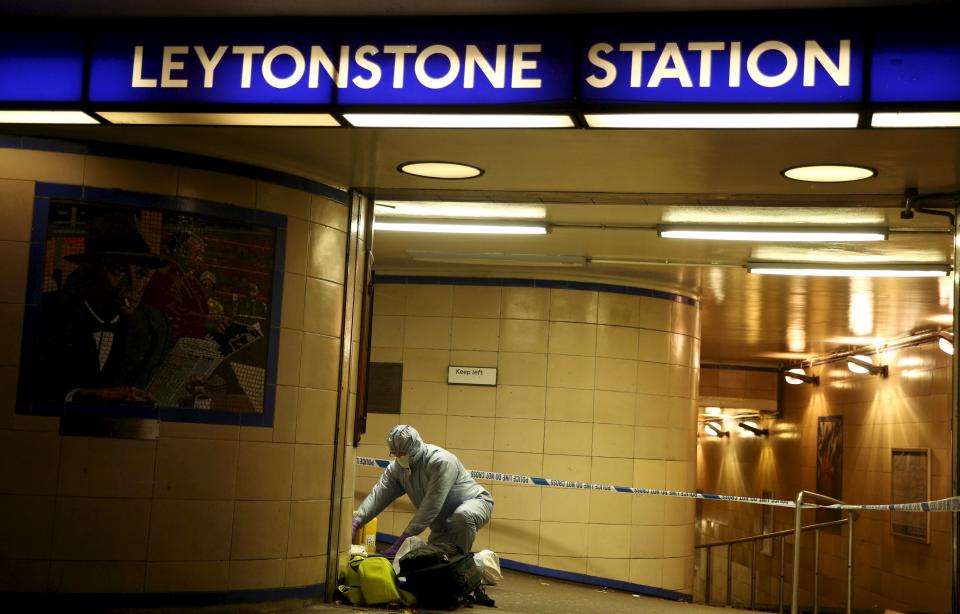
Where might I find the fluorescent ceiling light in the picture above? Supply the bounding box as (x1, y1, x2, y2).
(0, 110, 98, 124)
(375, 201, 546, 220)
(782, 165, 876, 182)
(398, 162, 483, 179)
(344, 113, 574, 128)
(375, 220, 548, 235)
(872, 112, 960, 128)
(658, 224, 887, 242)
(97, 112, 339, 126)
(583, 113, 859, 129)
(408, 250, 583, 267)
(748, 262, 951, 277)
(704, 406, 722, 416)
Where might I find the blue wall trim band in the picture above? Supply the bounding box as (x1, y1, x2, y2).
(375, 531, 691, 602)
(0, 134, 349, 205)
(374, 274, 698, 307)
(1, 583, 325, 608)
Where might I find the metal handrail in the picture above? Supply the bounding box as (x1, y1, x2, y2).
(791, 491, 857, 614)
(695, 518, 847, 610)
(695, 518, 848, 550)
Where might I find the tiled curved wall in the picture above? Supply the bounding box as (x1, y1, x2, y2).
(357, 278, 701, 596)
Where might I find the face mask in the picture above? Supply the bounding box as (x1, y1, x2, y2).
(396, 455, 410, 469)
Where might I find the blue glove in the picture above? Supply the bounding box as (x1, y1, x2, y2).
(383, 532, 410, 557)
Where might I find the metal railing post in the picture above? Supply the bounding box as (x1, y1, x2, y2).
(791, 491, 805, 614)
(814, 529, 820, 614)
(847, 512, 856, 614)
(751, 539, 758, 610)
(705, 546, 712, 605)
(779, 535, 785, 614)
(727, 544, 734, 606)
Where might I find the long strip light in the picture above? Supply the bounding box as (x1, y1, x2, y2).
(343, 113, 575, 128)
(374, 220, 549, 235)
(97, 112, 340, 126)
(748, 262, 951, 277)
(658, 224, 888, 242)
(0, 110, 98, 124)
(871, 112, 960, 128)
(584, 113, 859, 129)
(375, 201, 546, 220)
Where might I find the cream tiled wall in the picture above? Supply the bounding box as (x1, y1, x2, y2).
(0, 146, 357, 596)
(358, 282, 700, 595)
(696, 345, 952, 613)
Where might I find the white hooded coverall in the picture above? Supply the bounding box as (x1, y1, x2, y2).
(353, 425, 494, 554)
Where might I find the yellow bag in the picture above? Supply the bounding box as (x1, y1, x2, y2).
(338, 555, 416, 607)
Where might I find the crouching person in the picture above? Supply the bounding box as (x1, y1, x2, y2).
(353, 424, 494, 555)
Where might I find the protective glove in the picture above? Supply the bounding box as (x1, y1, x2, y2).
(351, 519, 362, 543)
(382, 531, 411, 557)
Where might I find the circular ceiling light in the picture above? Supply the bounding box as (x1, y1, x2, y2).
(398, 161, 484, 180)
(781, 164, 877, 183)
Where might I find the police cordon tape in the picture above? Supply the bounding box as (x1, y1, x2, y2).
(357, 456, 960, 513)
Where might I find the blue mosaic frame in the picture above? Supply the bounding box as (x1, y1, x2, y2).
(16, 182, 287, 427)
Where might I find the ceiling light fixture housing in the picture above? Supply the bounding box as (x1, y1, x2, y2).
(704, 421, 730, 438)
(747, 262, 951, 278)
(584, 112, 859, 129)
(398, 161, 484, 180)
(938, 331, 954, 356)
(658, 224, 887, 242)
(407, 251, 583, 267)
(846, 354, 888, 377)
(783, 367, 819, 385)
(375, 220, 549, 235)
(782, 165, 877, 183)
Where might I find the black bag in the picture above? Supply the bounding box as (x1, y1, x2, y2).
(398, 543, 490, 610)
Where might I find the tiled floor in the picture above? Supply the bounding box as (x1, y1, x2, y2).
(128, 569, 750, 614)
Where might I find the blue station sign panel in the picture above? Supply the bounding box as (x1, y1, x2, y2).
(89, 33, 339, 104)
(0, 33, 85, 102)
(580, 25, 864, 104)
(871, 26, 960, 103)
(334, 27, 574, 105)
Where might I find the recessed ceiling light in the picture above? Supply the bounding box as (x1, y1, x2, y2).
(0, 110, 99, 124)
(871, 112, 960, 128)
(657, 224, 887, 242)
(343, 113, 574, 128)
(398, 161, 483, 180)
(782, 165, 877, 183)
(97, 112, 340, 126)
(375, 201, 545, 219)
(374, 220, 548, 235)
(584, 113, 859, 129)
(747, 262, 951, 277)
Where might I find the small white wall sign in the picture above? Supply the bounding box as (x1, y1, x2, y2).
(447, 366, 497, 386)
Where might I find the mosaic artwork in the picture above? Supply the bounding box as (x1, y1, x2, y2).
(816, 415, 844, 527)
(26, 200, 278, 414)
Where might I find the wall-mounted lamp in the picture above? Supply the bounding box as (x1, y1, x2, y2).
(704, 421, 730, 438)
(938, 331, 954, 356)
(846, 354, 888, 377)
(783, 367, 819, 385)
(738, 421, 770, 437)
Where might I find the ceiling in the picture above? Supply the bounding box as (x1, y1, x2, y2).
(0, 0, 946, 17)
(6, 0, 957, 367)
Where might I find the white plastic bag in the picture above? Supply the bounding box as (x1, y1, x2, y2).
(474, 549, 502, 585)
(392, 536, 428, 575)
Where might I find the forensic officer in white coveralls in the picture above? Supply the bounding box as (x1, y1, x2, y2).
(352, 425, 494, 555)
